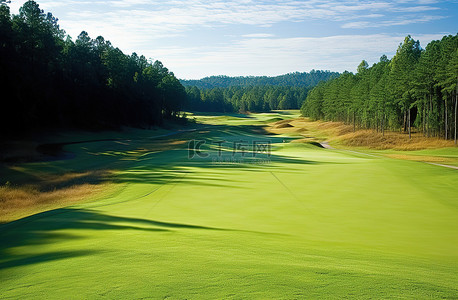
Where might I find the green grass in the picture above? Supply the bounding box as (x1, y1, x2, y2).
(1, 111, 457, 298)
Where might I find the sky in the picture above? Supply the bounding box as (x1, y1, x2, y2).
(8, 0, 458, 79)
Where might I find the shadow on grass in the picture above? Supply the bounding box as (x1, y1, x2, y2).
(0, 250, 99, 270)
(0, 207, 269, 271)
(0, 120, 329, 271)
(2, 122, 325, 190)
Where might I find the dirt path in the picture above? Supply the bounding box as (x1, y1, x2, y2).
(425, 162, 458, 170)
(319, 141, 334, 149)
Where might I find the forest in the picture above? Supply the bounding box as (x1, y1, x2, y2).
(301, 35, 458, 143)
(0, 1, 186, 138)
(183, 72, 338, 112)
(185, 85, 308, 112)
(180, 71, 339, 89)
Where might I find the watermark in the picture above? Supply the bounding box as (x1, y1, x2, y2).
(188, 139, 271, 164)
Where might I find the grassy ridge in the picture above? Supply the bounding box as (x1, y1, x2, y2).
(1, 111, 457, 298)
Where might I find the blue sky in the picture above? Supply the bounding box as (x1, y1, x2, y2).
(8, 0, 458, 79)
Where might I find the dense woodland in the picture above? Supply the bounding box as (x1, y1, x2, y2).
(181, 71, 339, 89)
(0, 1, 186, 138)
(183, 72, 338, 112)
(3, 1, 456, 143)
(185, 86, 309, 112)
(301, 35, 458, 143)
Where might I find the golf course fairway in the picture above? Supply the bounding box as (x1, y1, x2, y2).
(1, 112, 457, 298)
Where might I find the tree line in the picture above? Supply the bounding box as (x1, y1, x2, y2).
(181, 71, 339, 89)
(301, 35, 458, 143)
(185, 85, 310, 112)
(0, 1, 186, 138)
(183, 72, 339, 112)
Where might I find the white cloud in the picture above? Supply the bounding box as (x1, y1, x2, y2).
(149, 33, 448, 79)
(342, 14, 445, 28)
(392, 5, 439, 12)
(11, 0, 442, 54)
(8, 0, 446, 30)
(242, 33, 275, 38)
(6, 0, 452, 79)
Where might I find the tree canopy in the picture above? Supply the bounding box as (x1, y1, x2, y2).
(301, 34, 458, 143)
(184, 85, 313, 113)
(0, 1, 186, 137)
(180, 71, 339, 89)
(183, 72, 339, 113)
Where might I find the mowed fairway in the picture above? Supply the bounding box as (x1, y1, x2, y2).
(1, 112, 457, 298)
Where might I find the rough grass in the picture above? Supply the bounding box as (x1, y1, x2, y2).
(274, 122, 294, 128)
(0, 128, 188, 223)
(340, 130, 454, 150)
(0, 182, 111, 223)
(271, 117, 456, 150)
(384, 153, 454, 163)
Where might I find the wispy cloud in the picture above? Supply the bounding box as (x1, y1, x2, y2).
(342, 14, 445, 28)
(9, 0, 447, 31)
(392, 5, 439, 12)
(12, 0, 444, 49)
(7, 0, 454, 78)
(149, 33, 448, 79)
(242, 33, 275, 38)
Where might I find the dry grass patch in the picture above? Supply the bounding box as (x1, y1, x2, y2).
(0, 168, 115, 223)
(5, 167, 110, 188)
(275, 123, 294, 129)
(41, 170, 109, 186)
(277, 118, 456, 150)
(273, 119, 293, 125)
(384, 154, 453, 163)
(0, 182, 110, 223)
(268, 119, 300, 135)
(339, 130, 454, 150)
(316, 122, 355, 135)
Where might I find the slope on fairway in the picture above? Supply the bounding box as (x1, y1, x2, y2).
(1, 112, 457, 298)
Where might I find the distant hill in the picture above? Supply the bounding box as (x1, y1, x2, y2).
(180, 70, 340, 89)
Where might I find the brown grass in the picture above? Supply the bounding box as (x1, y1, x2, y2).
(384, 154, 453, 163)
(339, 130, 454, 150)
(0, 130, 194, 224)
(0, 182, 110, 223)
(275, 123, 294, 129)
(274, 119, 294, 125)
(269, 118, 456, 150)
(268, 119, 304, 136)
(4, 167, 110, 189)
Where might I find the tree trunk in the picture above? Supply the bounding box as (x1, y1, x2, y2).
(429, 93, 432, 138)
(408, 108, 411, 139)
(353, 111, 355, 133)
(455, 83, 457, 145)
(403, 109, 407, 133)
(445, 97, 448, 140)
(423, 100, 426, 137)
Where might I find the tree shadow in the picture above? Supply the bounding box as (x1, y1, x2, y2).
(0, 207, 271, 271)
(2, 122, 324, 189)
(0, 120, 324, 271)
